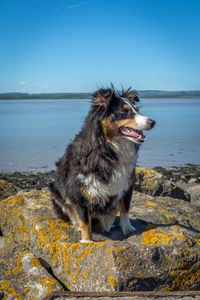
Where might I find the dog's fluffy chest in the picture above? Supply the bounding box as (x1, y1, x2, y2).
(78, 141, 137, 207)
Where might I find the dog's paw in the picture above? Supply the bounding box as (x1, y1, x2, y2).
(121, 223, 136, 235)
(80, 240, 93, 243)
(120, 213, 136, 235)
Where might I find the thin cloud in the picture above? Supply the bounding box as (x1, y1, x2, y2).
(18, 81, 48, 89)
(19, 81, 28, 85)
(54, 4, 68, 11)
(68, 0, 95, 9)
(39, 84, 48, 89)
(33, 83, 49, 89)
(158, 75, 174, 81)
(54, 0, 96, 10)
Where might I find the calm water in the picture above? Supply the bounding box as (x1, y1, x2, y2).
(0, 98, 200, 172)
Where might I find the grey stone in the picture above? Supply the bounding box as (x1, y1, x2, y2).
(187, 184, 200, 206)
(0, 235, 63, 299)
(0, 189, 200, 293)
(134, 168, 191, 201)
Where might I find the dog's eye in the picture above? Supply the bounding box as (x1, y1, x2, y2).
(120, 108, 131, 118)
(123, 108, 130, 114)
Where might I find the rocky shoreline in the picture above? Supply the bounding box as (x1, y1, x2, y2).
(0, 164, 199, 191)
(0, 164, 200, 206)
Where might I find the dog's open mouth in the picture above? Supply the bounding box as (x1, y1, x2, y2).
(120, 126, 146, 143)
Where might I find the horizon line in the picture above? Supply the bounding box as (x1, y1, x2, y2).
(1, 89, 200, 94)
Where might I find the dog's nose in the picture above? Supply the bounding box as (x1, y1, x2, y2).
(149, 119, 156, 128)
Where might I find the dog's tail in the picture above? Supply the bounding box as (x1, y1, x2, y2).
(49, 182, 62, 202)
(49, 182, 72, 222)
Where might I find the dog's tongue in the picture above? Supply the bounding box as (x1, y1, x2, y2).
(121, 127, 146, 141)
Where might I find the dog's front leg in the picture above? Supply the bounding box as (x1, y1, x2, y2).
(77, 206, 92, 242)
(119, 188, 136, 235)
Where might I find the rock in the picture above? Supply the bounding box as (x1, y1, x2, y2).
(0, 235, 63, 299)
(0, 171, 56, 192)
(188, 178, 198, 184)
(181, 175, 188, 181)
(0, 180, 16, 201)
(187, 184, 200, 206)
(135, 168, 191, 201)
(0, 189, 200, 293)
(154, 165, 200, 184)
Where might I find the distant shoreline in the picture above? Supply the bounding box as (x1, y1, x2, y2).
(1, 90, 200, 100)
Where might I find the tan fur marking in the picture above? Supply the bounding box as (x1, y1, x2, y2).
(129, 177, 133, 186)
(133, 104, 138, 111)
(94, 90, 114, 107)
(81, 186, 99, 205)
(102, 117, 139, 142)
(128, 92, 137, 100)
(123, 104, 131, 110)
(116, 118, 138, 129)
(94, 95, 103, 107)
(101, 117, 118, 143)
(120, 198, 127, 213)
(78, 215, 92, 241)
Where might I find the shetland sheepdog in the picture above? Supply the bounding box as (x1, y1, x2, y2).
(49, 87, 156, 241)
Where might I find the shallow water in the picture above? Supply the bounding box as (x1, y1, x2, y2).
(0, 98, 200, 172)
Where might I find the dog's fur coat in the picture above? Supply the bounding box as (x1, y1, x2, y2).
(49, 87, 155, 241)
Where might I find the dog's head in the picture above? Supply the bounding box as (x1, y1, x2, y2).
(92, 87, 156, 145)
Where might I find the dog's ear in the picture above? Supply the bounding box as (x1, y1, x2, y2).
(121, 87, 139, 102)
(128, 92, 139, 102)
(92, 88, 115, 107)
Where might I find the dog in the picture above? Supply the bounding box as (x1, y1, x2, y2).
(49, 86, 156, 241)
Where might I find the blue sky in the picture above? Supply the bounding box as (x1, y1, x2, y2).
(0, 0, 200, 93)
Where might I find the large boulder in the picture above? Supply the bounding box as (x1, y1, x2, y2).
(0, 188, 199, 294)
(135, 168, 191, 201)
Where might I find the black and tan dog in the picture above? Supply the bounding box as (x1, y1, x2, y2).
(49, 87, 156, 241)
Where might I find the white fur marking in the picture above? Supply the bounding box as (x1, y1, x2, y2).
(120, 212, 136, 235)
(80, 240, 93, 243)
(54, 198, 69, 216)
(135, 114, 149, 130)
(78, 140, 137, 208)
(122, 98, 137, 113)
(122, 97, 150, 131)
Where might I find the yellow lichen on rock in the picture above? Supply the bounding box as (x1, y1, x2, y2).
(0, 184, 200, 294)
(142, 226, 186, 246)
(0, 279, 22, 300)
(2, 194, 25, 207)
(33, 217, 69, 249)
(60, 241, 99, 282)
(0, 180, 16, 200)
(146, 200, 157, 207)
(37, 278, 55, 296)
(164, 251, 200, 291)
(14, 213, 30, 244)
(106, 273, 117, 288)
(0, 237, 64, 299)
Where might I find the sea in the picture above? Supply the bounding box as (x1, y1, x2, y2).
(0, 98, 200, 172)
